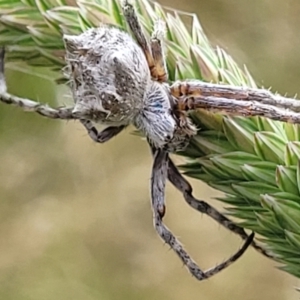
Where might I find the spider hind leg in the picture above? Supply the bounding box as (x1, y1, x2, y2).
(151, 148, 255, 280)
(167, 156, 274, 259)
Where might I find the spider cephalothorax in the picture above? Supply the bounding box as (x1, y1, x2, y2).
(0, 0, 273, 281)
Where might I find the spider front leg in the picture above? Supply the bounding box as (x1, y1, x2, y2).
(150, 19, 168, 82)
(80, 119, 125, 143)
(122, 1, 156, 77)
(170, 80, 249, 100)
(151, 148, 254, 280)
(170, 80, 209, 98)
(121, 1, 167, 81)
(166, 157, 274, 259)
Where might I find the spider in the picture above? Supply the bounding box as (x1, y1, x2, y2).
(0, 0, 272, 281)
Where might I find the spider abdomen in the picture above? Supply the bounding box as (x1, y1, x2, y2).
(64, 26, 150, 126)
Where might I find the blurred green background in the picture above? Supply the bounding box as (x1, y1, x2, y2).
(0, 0, 300, 299)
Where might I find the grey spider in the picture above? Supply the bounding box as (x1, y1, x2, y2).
(0, 0, 272, 281)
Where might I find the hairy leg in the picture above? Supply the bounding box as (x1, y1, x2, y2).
(0, 48, 6, 93)
(151, 148, 254, 280)
(0, 48, 75, 120)
(121, 0, 158, 79)
(0, 92, 76, 119)
(170, 80, 250, 99)
(170, 80, 300, 115)
(167, 156, 274, 259)
(150, 19, 168, 82)
(80, 119, 126, 143)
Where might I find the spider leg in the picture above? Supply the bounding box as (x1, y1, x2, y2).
(170, 80, 211, 98)
(80, 119, 125, 143)
(170, 79, 249, 100)
(166, 156, 275, 259)
(0, 48, 75, 120)
(121, 0, 158, 79)
(150, 19, 168, 82)
(0, 48, 6, 93)
(151, 148, 254, 280)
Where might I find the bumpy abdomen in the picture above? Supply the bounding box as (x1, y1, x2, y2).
(64, 26, 150, 125)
